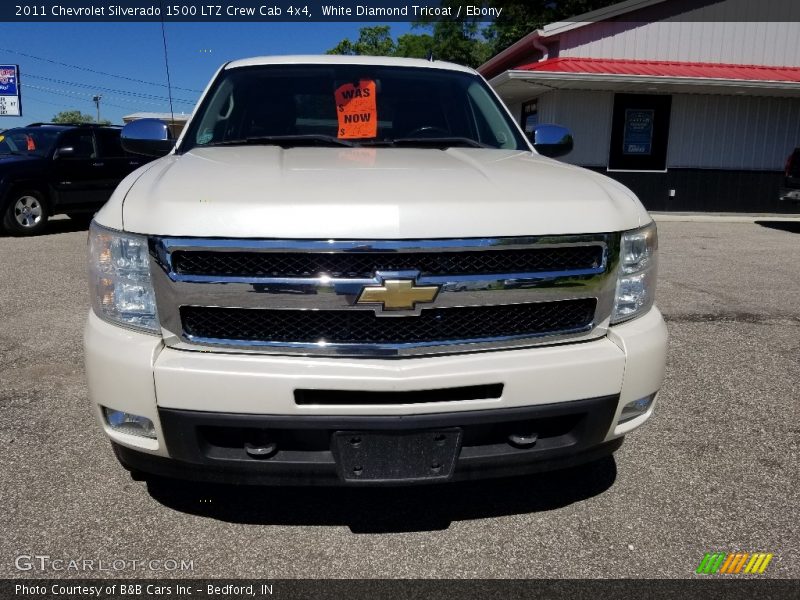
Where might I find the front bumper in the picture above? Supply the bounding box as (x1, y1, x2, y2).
(85, 307, 667, 484)
(114, 399, 624, 486)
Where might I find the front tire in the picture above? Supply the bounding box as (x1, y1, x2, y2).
(2, 190, 49, 236)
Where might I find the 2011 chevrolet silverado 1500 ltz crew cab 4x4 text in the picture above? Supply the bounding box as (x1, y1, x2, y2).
(84, 56, 667, 486)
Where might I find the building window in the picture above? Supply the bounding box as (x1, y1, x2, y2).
(608, 94, 672, 171)
(521, 100, 538, 134)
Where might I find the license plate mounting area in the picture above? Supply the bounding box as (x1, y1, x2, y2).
(332, 428, 462, 484)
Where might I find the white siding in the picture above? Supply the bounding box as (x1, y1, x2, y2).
(558, 0, 800, 66)
(667, 94, 800, 169)
(537, 90, 614, 166)
(529, 90, 800, 171)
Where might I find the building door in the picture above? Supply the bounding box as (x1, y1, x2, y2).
(608, 94, 672, 171)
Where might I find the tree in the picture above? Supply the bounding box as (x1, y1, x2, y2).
(394, 33, 435, 59)
(326, 25, 397, 57)
(427, 19, 491, 67)
(326, 0, 622, 68)
(328, 22, 489, 68)
(52, 110, 111, 125)
(407, 0, 490, 67)
(485, 0, 622, 56)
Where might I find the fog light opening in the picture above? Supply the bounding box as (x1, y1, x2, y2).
(103, 407, 157, 439)
(618, 393, 656, 424)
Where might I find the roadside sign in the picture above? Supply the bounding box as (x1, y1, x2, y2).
(0, 65, 21, 116)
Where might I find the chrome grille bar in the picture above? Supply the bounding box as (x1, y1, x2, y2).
(149, 234, 620, 357)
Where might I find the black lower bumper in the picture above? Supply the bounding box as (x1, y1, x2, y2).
(115, 395, 622, 486)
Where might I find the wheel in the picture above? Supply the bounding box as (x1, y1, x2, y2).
(2, 190, 49, 236)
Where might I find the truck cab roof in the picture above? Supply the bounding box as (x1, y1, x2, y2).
(224, 54, 478, 75)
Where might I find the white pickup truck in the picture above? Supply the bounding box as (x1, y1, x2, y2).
(84, 56, 667, 485)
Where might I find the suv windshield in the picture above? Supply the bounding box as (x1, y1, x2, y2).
(181, 64, 528, 152)
(0, 127, 61, 157)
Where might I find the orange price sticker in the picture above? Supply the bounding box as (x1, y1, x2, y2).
(335, 79, 377, 139)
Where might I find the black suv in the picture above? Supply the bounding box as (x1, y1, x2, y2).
(780, 148, 800, 206)
(0, 123, 151, 235)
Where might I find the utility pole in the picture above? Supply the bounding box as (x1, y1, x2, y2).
(92, 94, 102, 123)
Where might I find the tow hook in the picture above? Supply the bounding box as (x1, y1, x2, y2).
(508, 432, 538, 449)
(244, 433, 278, 458)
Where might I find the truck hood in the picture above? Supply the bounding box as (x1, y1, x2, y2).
(106, 146, 650, 238)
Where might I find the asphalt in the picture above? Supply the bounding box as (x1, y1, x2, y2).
(0, 218, 797, 579)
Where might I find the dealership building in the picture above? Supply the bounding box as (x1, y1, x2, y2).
(480, 0, 800, 212)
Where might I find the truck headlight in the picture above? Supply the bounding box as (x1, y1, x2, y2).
(611, 222, 658, 324)
(88, 222, 159, 333)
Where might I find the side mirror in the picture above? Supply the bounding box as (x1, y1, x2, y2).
(121, 119, 175, 157)
(529, 124, 573, 158)
(53, 146, 75, 159)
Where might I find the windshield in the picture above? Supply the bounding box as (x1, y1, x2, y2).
(0, 128, 61, 157)
(180, 64, 528, 152)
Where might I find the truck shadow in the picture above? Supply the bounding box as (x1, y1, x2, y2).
(144, 457, 617, 533)
(46, 218, 92, 234)
(755, 220, 800, 234)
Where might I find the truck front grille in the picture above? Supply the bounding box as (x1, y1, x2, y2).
(149, 235, 619, 357)
(181, 299, 597, 346)
(172, 246, 604, 278)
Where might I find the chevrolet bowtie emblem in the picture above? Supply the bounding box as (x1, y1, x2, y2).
(356, 279, 439, 311)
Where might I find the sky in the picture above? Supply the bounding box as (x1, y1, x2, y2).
(0, 21, 414, 128)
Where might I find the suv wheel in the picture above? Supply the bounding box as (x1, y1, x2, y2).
(3, 190, 49, 236)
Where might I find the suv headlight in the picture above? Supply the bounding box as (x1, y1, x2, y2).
(611, 222, 658, 324)
(88, 222, 159, 333)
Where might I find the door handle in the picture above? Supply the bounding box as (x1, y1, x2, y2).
(91, 162, 105, 167)
(128, 161, 141, 166)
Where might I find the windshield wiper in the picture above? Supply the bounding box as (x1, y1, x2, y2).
(207, 134, 355, 148)
(386, 137, 490, 149)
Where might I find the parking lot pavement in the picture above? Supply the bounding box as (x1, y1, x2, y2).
(0, 219, 797, 579)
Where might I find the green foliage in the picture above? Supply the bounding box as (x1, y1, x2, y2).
(326, 25, 396, 57)
(428, 19, 492, 67)
(326, 0, 621, 68)
(326, 20, 487, 68)
(51, 110, 111, 125)
(410, 0, 490, 66)
(394, 33, 435, 59)
(485, 0, 622, 56)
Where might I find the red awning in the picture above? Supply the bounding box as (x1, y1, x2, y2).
(515, 57, 800, 83)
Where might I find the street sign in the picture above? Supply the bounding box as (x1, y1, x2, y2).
(0, 65, 21, 116)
